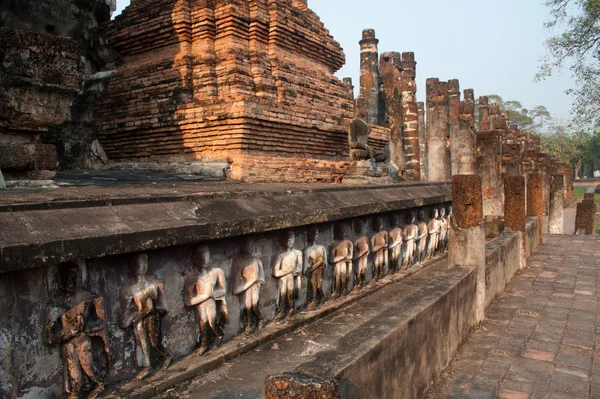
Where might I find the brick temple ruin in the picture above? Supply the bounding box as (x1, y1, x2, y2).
(0, 1, 592, 398)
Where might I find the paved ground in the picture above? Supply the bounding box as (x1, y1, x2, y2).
(424, 235, 600, 399)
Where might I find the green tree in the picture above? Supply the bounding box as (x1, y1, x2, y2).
(486, 95, 552, 133)
(538, 0, 600, 125)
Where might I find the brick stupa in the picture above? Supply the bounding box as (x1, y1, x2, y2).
(96, 0, 354, 182)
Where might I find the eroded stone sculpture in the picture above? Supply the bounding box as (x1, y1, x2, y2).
(232, 237, 265, 334)
(45, 262, 111, 399)
(438, 208, 449, 253)
(330, 224, 354, 297)
(348, 118, 386, 162)
(119, 253, 171, 380)
(304, 227, 328, 310)
(185, 246, 229, 355)
(427, 209, 441, 258)
(389, 216, 404, 273)
(272, 231, 303, 322)
(403, 212, 419, 269)
(416, 211, 429, 263)
(353, 220, 370, 289)
(371, 218, 389, 280)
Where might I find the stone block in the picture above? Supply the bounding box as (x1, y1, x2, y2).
(575, 202, 596, 235)
(452, 175, 483, 229)
(265, 372, 340, 399)
(0, 144, 57, 172)
(504, 175, 526, 232)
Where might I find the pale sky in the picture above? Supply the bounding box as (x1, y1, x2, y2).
(113, 0, 575, 121)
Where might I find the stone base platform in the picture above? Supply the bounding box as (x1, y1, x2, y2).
(342, 160, 392, 185)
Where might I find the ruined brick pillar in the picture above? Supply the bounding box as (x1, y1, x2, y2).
(537, 153, 550, 215)
(265, 372, 340, 398)
(454, 91, 476, 175)
(503, 144, 522, 176)
(478, 96, 490, 131)
(448, 175, 485, 323)
(477, 131, 503, 216)
(527, 172, 544, 243)
(575, 201, 596, 235)
(505, 174, 527, 269)
(380, 52, 404, 175)
(418, 102, 426, 181)
(426, 79, 451, 181)
(357, 29, 380, 124)
(549, 174, 565, 234)
(400, 52, 420, 180)
(448, 79, 460, 175)
(342, 77, 354, 100)
(489, 103, 500, 138)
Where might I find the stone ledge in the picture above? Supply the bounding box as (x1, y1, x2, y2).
(102, 254, 446, 399)
(0, 184, 451, 272)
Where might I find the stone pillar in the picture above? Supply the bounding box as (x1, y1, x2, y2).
(380, 52, 404, 176)
(503, 144, 522, 176)
(505, 174, 527, 269)
(418, 102, 426, 181)
(426, 79, 451, 181)
(549, 174, 565, 234)
(527, 172, 544, 242)
(265, 372, 340, 398)
(477, 131, 503, 216)
(575, 201, 597, 235)
(454, 93, 476, 175)
(448, 79, 460, 176)
(489, 103, 500, 135)
(400, 52, 420, 181)
(449, 175, 485, 322)
(342, 77, 354, 100)
(357, 29, 379, 124)
(478, 96, 490, 131)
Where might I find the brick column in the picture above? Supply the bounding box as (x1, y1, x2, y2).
(477, 131, 503, 216)
(549, 174, 565, 234)
(418, 101, 426, 181)
(454, 92, 476, 175)
(380, 52, 404, 176)
(448, 79, 460, 175)
(478, 96, 490, 131)
(400, 52, 420, 181)
(527, 172, 544, 243)
(357, 29, 379, 124)
(505, 174, 527, 269)
(449, 175, 485, 322)
(426, 79, 451, 181)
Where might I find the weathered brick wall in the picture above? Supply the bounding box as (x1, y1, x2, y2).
(96, 0, 354, 182)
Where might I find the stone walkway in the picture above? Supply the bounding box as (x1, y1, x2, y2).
(424, 235, 600, 399)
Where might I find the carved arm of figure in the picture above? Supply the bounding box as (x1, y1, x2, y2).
(212, 268, 227, 301)
(272, 253, 289, 278)
(185, 278, 212, 307)
(87, 296, 112, 370)
(293, 251, 303, 277)
(45, 306, 82, 346)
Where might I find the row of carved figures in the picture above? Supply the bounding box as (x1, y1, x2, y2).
(44, 206, 450, 398)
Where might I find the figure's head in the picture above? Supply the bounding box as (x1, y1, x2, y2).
(354, 219, 365, 234)
(58, 262, 80, 294)
(307, 226, 319, 244)
(432, 208, 439, 218)
(440, 208, 446, 217)
(333, 223, 345, 241)
(280, 230, 295, 249)
(408, 212, 417, 224)
(193, 245, 210, 269)
(372, 217, 384, 232)
(130, 253, 148, 277)
(417, 210, 426, 221)
(447, 205, 453, 216)
(239, 237, 253, 255)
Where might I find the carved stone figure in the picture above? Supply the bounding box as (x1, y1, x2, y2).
(427, 209, 441, 258)
(330, 224, 354, 297)
(185, 246, 229, 355)
(45, 262, 111, 399)
(438, 208, 449, 253)
(371, 218, 389, 280)
(232, 237, 265, 333)
(348, 118, 386, 162)
(403, 212, 419, 269)
(416, 211, 429, 263)
(389, 216, 404, 273)
(272, 231, 303, 322)
(353, 220, 371, 289)
(304, 227, 328, 310)
(119, 253, 171, 380)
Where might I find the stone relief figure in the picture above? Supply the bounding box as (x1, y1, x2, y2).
(45, 262, 111, 399)
(427, 209, 441, 259)
(272, 230, 303, 322)
(416, 211, 429, 263)
(353, 220, 371, 290)
(438, 208, 449, 253)
(119, 253, 171, 380)
(403, 212, 419, 269)
(304, 227, 328, 310)
(329, 224, 354, 298)
(184, 246, 229, 355)
(348, 118, 386, 162)
(371, 218, 389, 280)
(232, 237, 265, 334)
(388, 216, 404, 273)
